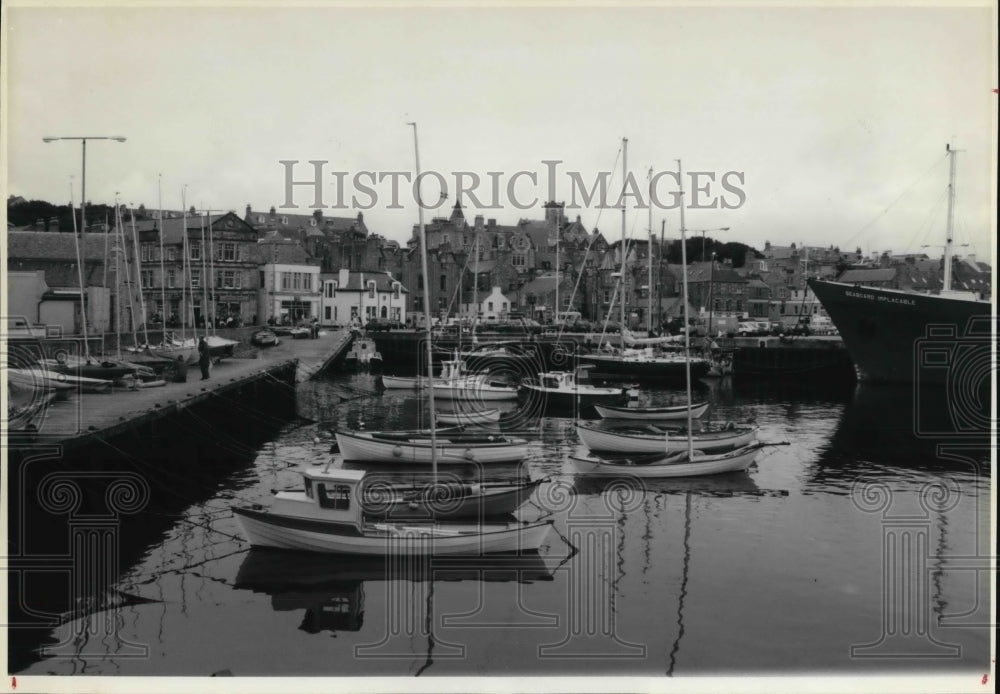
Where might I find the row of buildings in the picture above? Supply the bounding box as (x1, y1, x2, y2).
(6, 199, 992, 337)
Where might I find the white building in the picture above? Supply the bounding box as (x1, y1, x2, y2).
(319, 269, 408, 327)
(459, 285, 513, 321)
(258, 240, 322, 324)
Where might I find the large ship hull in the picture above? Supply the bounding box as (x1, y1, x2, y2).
(808, 279, 992, 384)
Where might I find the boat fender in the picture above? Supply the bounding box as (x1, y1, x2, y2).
(464, 448, 475, 461)
(393, 446, 403, 458)
(726, 421, 735, 430)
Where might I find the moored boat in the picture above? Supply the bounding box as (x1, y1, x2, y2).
(570, 443, 764, 477)
(594, 401, 710, 421)
(233, 467, 552, 555)
(576, 422, 757, 454)
(436, 408, 502, 425)
(359, 474, 543, 518)
(578, 347, 711, 383)
(519, 366, 627, 409)
(335, 430, 530, 464)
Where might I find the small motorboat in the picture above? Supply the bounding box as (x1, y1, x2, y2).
(335, 430, 531, 464)
(251, 329, 280, 347)
(432, 378, 519, 402)
(232, 466, 552, 555)
(519, 366, 626, 410)
(594, 401, 710, 421)
(576, 422, 758, 454)
(380, 358, 486, 390)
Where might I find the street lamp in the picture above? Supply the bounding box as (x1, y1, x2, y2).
(687, 226, 730, 262)
(43, 136, 127, 235)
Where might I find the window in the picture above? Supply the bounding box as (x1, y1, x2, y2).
(440, 275, 447, 291)
(368, 281, 375, 299)
(141, 271, 153, 288)
(488, 301, 494, 311)
(220, 271, 239, 288)
(140, 244, 150, 262)
(282, 272, 291, 290)
(325, 307, 331, 320)
(168, 248, 176, 261)
(257, 215, 264, 223)
(317, 484, 351, 510)
(603, 290, 611, 304)
(417, 274, 424, 290)
(220, 243, 236, 261)
(497, 237, 505, 250)
(415, 296, 423, 311)
(190, 242, 201, 260)
(191, 270, 200, 288)
(513, 254, 525, 267)
(442, 233, 449, 245)
(393, 282, 401, 300)
(167, 270, 176, 288)
(304, 478, 314, 499)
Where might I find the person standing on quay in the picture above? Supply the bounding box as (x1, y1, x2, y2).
(198, 337, 211, 380)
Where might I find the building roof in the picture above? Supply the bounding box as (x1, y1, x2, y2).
(684, 261, 747, 283)
(6, 231, 109, 261)
(837, 268, 897, 283)
(318, 271, 407, 293)
(258, 240, 316, 265)
(130, 212, 254, 244)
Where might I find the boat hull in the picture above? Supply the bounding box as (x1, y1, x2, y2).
(432, 382, 519, 401)
(594, 402, 710, 420)
(519, 383, 626, 409)
(233, 507, 552, 555)
(569, 444, 761, 477)
(576, 423, 758, 453)
(335, 431, 530, 464)
(808, 279, 992, 384)
(436, 408, 502, 425)
(578, 354, 710, 383)
(364, 479, 542, 518)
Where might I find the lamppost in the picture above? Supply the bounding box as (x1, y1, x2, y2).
(43, 135, 126, 347)
(688, 226, 730, 262)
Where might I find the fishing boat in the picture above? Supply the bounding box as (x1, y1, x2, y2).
(570, 443, 765, 477)
(578, 345, 711, 383)
(436, 408, 502, 425)
(335, 430, 530, 464)
(576, 422, 758, 453)
(233, 466, 552, 555)
(519, 366, 627, 409)
(594, 401, 710, 420)
(809, 146, 991, 384)
(381, 358, 486, 390)
(432, 377, 519, 402)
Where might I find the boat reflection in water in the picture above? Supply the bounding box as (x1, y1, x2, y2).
(234, 549, 558, 636)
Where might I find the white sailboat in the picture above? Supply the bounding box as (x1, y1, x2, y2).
(573, 158, 762, 477)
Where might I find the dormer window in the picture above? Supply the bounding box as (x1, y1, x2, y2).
(257, 215, 264, 223)
(281, 216, 288, 224)
(310, 219, 317, 227)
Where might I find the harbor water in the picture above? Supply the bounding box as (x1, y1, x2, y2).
(11, 373, 992, 677)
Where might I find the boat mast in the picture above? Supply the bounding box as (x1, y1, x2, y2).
(181, 187, 188, 341)
(943, 144, 957, 293)
(69, 184, 92, 362)
(409, 122, 439, 478)
(658, 218, 665, 331)
(555, 208, 559, 329)
(158, 176, 167, 340)
(113, 196, 124, 359)
(647, 166, 653, 334)
(677, 159, 694, 460)
(118, 204, 138, 351)
(129, 205, 149, 347)
(620, 137, 628, 340)
(200, 213, 209, 334)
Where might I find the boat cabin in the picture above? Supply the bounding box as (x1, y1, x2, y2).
(272, 467, 367, 528)
(538, 365, 598, 391)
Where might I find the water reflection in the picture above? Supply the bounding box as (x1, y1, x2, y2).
(234, 550, 558, 637)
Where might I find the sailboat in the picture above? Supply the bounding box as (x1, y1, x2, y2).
(809, 145, 992, 383)
(234, 125, 550, 551)
(579, 140, 711, 383)
(572, 157, 764, 477)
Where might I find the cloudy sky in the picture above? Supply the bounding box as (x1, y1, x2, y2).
(4, 2, 996, 260)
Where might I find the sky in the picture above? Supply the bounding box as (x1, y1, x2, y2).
(3, 2, 997, 261)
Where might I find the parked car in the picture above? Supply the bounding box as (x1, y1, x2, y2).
(365, 318, 401, 332)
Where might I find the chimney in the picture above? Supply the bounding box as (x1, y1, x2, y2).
(474, 215, 484, 228)
(339, 267, 350, 287)
(269, 206, 276, 216)
(312, 209, 323, 221)
(246, 204, 252, 218)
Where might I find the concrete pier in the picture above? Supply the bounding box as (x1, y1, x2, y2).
(6, 329, 353, 453)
